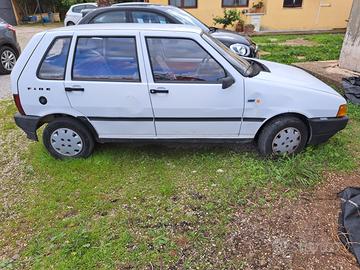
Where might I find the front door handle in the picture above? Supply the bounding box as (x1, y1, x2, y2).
(150, 89, 169, 94)
(65, 87, 85, 92)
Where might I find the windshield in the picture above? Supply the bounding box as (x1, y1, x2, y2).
(164, 6, 209, 32)
(202, 32, 252, 76)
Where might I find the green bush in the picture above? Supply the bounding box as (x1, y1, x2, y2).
(213, 9, 241, 29)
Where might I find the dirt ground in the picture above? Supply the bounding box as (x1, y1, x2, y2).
(226, 171, 360, 269)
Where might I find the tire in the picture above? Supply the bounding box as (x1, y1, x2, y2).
(0, 46, 17, 75)
(257, 116, 309, 157)
(66, 21, 75, 26)
(43, 117, 94, 159)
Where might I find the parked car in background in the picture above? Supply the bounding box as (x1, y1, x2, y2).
(11, 24, 348, 159)
(64, 2, 97, 26)
(0, 17, 20, 75)
(79, 3, 258, 57)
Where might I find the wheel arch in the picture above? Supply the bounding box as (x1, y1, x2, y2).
(254, 112, 311, 142)
(0, 43, 20, 56)
(38, 113, 99, 142)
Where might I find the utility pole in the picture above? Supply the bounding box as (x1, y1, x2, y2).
(339, 0, 360, 73)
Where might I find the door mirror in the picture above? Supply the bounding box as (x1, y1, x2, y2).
(221, 76, 235, 89)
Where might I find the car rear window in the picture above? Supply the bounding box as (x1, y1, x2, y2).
(72, 36, 140, 82)
(38, 37, 72, 80)
(72, 5, 88, 13)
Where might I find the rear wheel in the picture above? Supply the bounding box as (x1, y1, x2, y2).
(0, 46, 17, 74)
(43, 118, 94, 159)
(257, 116, 309, 156)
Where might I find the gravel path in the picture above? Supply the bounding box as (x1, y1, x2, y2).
(0, 24, 60, 100)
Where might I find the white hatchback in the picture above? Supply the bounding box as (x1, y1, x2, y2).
(64, 3, 97, 26)
(11, 24, 348, 159)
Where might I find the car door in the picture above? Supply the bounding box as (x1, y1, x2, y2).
(141, 31, 245, 137)
(64, 30, 155, 139)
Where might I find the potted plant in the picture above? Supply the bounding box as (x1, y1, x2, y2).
(250, 0, 265, 13)
(244, 24, 255, 34)
(235, 18, 245, 32)
(213, 9, 241, 29)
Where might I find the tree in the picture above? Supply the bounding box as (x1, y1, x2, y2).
(339, 0, 360, 72)
(97, 0, 112, 7)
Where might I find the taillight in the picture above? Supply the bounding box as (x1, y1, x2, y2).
(6, 24, 16, 33)
(13, 94, 25, 115)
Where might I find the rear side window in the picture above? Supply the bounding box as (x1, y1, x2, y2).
(38, 37, 71, 80)
(91, 11, 127, 23)
(146, 37, 226, 83)
(72, 5, 87, 13)
(131, 11, 168, 24)
(72, 36, 140, 82)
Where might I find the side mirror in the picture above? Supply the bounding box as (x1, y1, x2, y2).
(221, 76, 235, 89)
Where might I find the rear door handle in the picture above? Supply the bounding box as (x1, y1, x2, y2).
(150, 89, 169, 94)
(65, 87, 85, 92)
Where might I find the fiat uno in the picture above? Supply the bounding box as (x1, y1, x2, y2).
(11, 24, 348, 159)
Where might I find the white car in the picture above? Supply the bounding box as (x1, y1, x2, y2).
(64, 3, 97, 26)
(11, 24, 348, 159)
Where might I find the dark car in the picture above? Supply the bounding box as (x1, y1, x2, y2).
(79, 3, 258, 58)
(0, 17, 20, 74)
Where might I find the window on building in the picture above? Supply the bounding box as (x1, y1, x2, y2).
(146, 37, 226, 83)
(38, 37, 71, 80)
(222, 0, 249, 7)
(169, 0, 197, 8)
(72, 37, 140, 82)
(283, 0, 303, 8)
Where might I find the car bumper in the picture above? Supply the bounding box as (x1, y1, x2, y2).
(308, 116, 349, 145)
(14, 113, 41, 141)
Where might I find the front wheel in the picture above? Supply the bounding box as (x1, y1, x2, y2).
(43, 118, 94, 159)
(257, 116, 309, 156)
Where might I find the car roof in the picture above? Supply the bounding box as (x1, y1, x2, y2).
(112, 2, 157, 6)
(47, 23, 203, 34)
(71, 2, 97, 7)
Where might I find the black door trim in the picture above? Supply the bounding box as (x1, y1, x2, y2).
(87, 116, 265, 122)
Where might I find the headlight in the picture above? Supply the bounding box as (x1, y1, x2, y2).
(230, 43, 250, 56)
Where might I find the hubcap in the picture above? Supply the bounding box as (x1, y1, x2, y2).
(50, 128, 83, 157)
(1, 50, 16, 71)
(272, 127, 301, 155)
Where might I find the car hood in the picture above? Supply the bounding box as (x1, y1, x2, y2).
(252, 59, 342, 97)
(210, 28, 252, 46)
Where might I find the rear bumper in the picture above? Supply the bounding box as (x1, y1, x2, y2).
(14, 113, 41, 141)
(308, 116, 349, 145)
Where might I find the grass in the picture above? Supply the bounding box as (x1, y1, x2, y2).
(1, 33, 360, 269)
(252, 33, 345, 64)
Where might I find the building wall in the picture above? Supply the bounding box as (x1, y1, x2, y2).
(148, 0, 352, 31)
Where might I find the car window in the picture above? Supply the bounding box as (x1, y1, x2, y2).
(38, 37, 71, 80)
(86, 5, 96, 9)
(72, 5, 87, 13)
(146, 38, 226, 83)
(72, 37, 140, 82)
(131, 11, 168, 24)
(91, 11, 127, 23)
